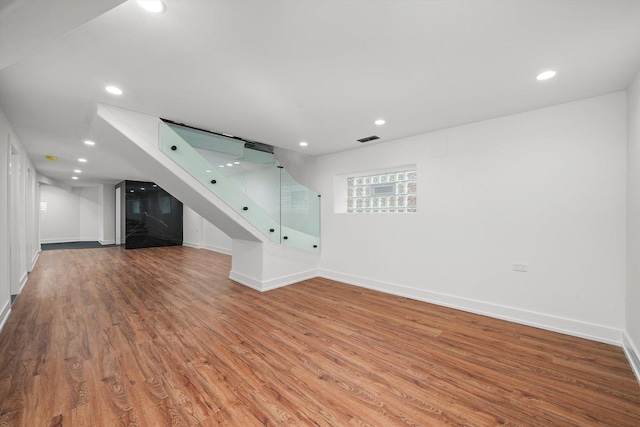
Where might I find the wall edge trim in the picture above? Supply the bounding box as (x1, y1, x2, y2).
(229, 270, 263, 291)
(318, 269, 623, 345)
(202, 243, 232, 256)
(623, 332, 640, 386)
(229, 269, 318, 292)
(182, 241, 202, 249)
(29, 250, 40, 272)
(0, 301, 10, 334)
(18, 272, 27, 294)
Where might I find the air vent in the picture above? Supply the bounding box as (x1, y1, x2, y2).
(357, 135, 380, 143)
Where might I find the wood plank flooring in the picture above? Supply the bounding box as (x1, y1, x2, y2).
(0, 246, 639, 426)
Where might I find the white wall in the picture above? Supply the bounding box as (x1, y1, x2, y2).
(40, 185, 101, 243)
(626, 69, 640, 379)
(274, 146, 318, 191)
(316, 92, 628, 344)
(183, 205, 232, 254)
(0, 110, 10, 330)
(98, 184, 116, 245)
(0, 104, 39, 331)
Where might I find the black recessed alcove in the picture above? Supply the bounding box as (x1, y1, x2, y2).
(115, 180, 183, 249)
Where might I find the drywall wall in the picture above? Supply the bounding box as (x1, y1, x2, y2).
(183, 205, 232, 254)
(626, 68, 640, 379)
(273, 146, 318, 191)
(40, 185, 100, 243)
(316, 92, 627, 344)
(0, 104, 39, 330)
(98, 184, 116, 244)
(79, 187, 99, 241)
(0, 108, 10, 329)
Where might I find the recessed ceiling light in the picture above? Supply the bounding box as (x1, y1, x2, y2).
(153, 184, 157, 187)
(536, 70, 556, 81)
(45, 155, 57, 161)
(105, 85, 123, 95)
(299, 141, 308, 147)
(74, 169, 81, 173)
(84, 140, 95, 146)
(226, 163, 233, 167)
(137, 0, 165, 13)
(233, 161, 240, 164)
(141, 187, 145, 190)
(206, 169, 212, 173)
(130, 190, 134, 192)
(78, 158, 87, 163)
(219, 165, 225, 168)
(72, 176, 78, 180)
(374, 119, 386, 125)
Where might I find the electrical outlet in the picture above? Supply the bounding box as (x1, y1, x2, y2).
(513, 263, 528, 272)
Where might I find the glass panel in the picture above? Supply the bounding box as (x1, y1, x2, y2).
(280, 168, 320, 252)
(159, 123, 281, 243)
(159, 122, 320, 251)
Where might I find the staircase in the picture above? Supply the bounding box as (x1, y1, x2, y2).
(96, 104, 320, 291)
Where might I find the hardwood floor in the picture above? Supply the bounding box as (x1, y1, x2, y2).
(0, 246, 639, 426)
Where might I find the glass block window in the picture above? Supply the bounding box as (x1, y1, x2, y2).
(347, 170, 417, 213)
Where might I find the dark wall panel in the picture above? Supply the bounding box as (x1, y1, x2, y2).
(117, 180, 183, 249)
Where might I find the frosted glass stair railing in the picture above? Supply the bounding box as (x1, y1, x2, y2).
(280, 168, 320, 250)
(159, 122, 320, 252)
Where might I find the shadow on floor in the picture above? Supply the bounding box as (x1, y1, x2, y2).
(41, 241, 117, 251)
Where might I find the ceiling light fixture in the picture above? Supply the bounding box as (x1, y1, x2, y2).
(45, 155, 57, 161)
(78, 158, 87, 163)
(206, 169, 212, 173)
(137, 0, 165, 13)
(299, 141, 308, 147)
(536, 70, 556, 81)
(74, 169, 81, 173)
(226, 163, 233, 167)
(72, 176, 78, 180)
(84, 140, 95, 146)
(105, 85, 123, 95)
(374, 119, 386, 125)
(233, 161, 240, 164)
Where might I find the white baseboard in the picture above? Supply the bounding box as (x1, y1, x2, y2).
(318, 269, 623, 346)
(99, 239, 115, 245)
(229, 269, 318, 292)
(623, 332, 640, 386)
(18, 272, 28, 294)
(203, 243, 232, 256)
(0, 301, 10, 333)
(229, 270, 263, 291)
(183, 240, 232, 256)
(182, 241, 202, 249)
(29, 249, 40, 272)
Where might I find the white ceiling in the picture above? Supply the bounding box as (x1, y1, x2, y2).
(2, 0, 640, 186)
